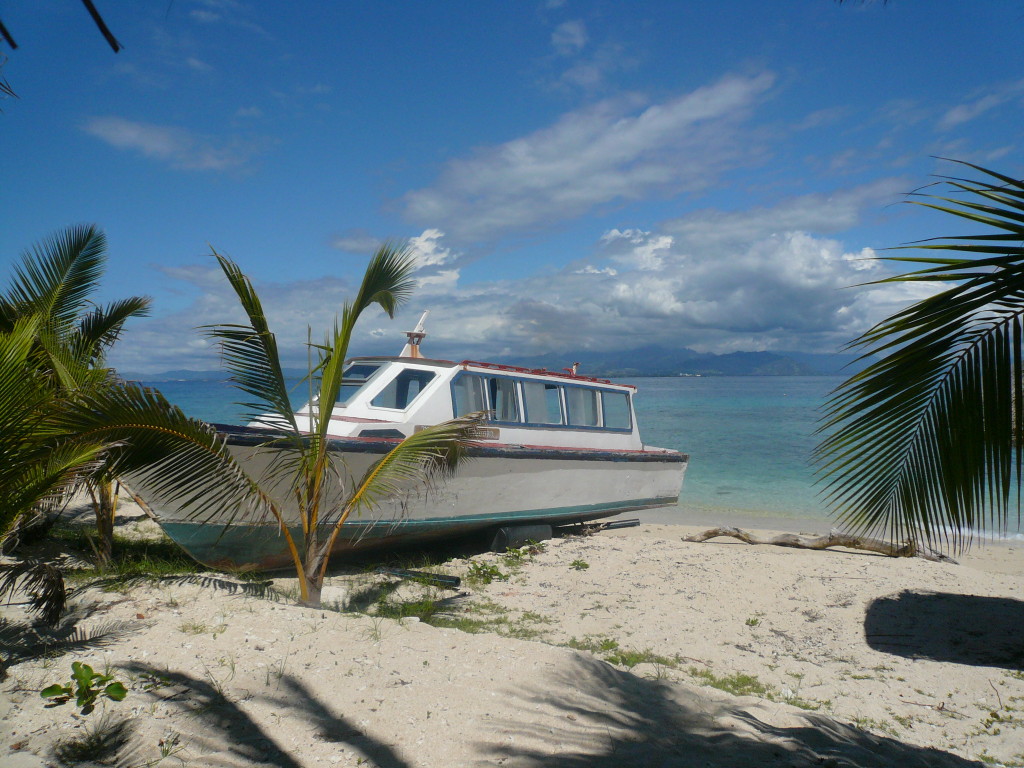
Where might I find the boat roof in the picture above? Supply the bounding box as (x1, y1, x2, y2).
(346, 356, 637, 390)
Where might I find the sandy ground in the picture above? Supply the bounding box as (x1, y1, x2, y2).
(3, 510, 1024, 767)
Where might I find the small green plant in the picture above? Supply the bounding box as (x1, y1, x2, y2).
(892, 713, 915, 729)
(502, 547, 527, 566)
(500, 542, 546, 569)
(465, 561, 508, 585)
(159, 732, 183, 758)
(140, 731, 185, 768)
(136, 670, 172, 692)
(41, 661, 128, 714)
(570, 559, 590, 570)
(744, 617, 760, 627)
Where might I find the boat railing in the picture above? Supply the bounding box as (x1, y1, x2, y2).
(458, 360, 634, 389)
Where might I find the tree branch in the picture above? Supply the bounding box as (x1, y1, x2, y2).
(681, 526, 957, 563)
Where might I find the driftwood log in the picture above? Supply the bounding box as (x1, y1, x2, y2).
(681, 527, 957, 564)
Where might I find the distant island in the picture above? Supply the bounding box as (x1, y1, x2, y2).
(125, 346, 864, 382)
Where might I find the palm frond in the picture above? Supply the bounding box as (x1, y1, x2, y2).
(5, 224, 106, 330)
(314, 242, 417, 441)
(0, 315, 108, 536)
(204, 252, 298, 432)
(0, 441, 108, 535)
(48, 381, 274, 527)
(74, 296, 152, 362)
(350, 240, 418, 318)
(816, 161, 1024, 552)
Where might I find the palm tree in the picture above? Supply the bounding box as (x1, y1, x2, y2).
(205, 244, 483, 607)
(0, 226, 259, 624)
(815, 160, 1024, 552)
(0, 314, 107, 541)
(0, 312, 256, 623)
(0, 224, 152, 565)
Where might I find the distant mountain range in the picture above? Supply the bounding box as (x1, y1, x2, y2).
(500, 346, 866, 377)
(126, 346, 866, 381)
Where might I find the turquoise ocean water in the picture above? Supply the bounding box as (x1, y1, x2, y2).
(146, 374, 843, 529)
(622, 375, 839, 525)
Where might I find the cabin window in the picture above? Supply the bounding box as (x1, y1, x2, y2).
(522, 380, 563, 424)
(370, 368, 436, 410)
(602, 391, 632, 430)
(453, 374, 486, 416)
(566, 386, 600, 427)
(487, 377, 520, 422)
(337, 363, 383, 405)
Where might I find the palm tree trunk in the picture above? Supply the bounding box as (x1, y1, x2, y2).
(91, 478, 116, 568)
(302, 531, 324, 607)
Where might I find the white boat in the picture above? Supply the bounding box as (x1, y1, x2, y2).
(149, 316, 688, 569)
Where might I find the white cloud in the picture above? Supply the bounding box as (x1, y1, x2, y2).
(555, 42, 633, 92)
(110, 190, 938, 373)
(408, 229, 457, 269)
(600, 229, 674, 271)
(415, 269, 461, 295)
(82, 116, 266, 171)
(938, 79, 1024, 130)
(189, 9, 220, 23)
(387, 194, 932, 358)
(185, 57, 213, 73)
(330, 230, 383, 254)
(403, 72, 776, 242)
(187, 0, 270, 38)
(552, 20, 587, 56)
(574, 265, 617, 276)
(662, 178, 907, 249)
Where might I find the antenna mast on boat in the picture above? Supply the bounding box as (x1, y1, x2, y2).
(401, 310, 429, 358)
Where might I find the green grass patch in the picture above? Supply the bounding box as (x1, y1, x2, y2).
(685, 666, 825, 710)
(370, 589, 549, 640)
(565, 636, 682, 670)
(61, 531, 205, 583)
(688, 667, 773, 697)
(567, 635, 620, 654)
(605, 648, 679, 669)
(375, 597, 443, 623)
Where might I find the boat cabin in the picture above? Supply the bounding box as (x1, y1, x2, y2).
(292, 357, 646, 451)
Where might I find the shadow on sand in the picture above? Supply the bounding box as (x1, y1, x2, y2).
(864, 590, 1024, 669)
(124, 663, 410, 768)
(483, 655, 983, 768)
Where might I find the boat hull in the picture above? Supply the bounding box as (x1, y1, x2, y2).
(140, 429, 687, 570)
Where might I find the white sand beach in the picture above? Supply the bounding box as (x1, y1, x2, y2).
(3, 507, 1023, 767)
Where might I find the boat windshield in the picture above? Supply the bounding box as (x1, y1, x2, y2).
(371, 368, 436, 410)
(337, 363, 383, 405)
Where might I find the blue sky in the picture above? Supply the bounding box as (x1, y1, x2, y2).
(2, 1, 1022, 373)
